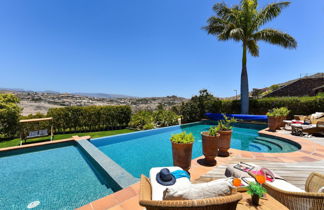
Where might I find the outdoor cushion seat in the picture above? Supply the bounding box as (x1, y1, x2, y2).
(139, 174, 242, 210)
(149, 166, 191, 200)
(242, 177, 305, 192)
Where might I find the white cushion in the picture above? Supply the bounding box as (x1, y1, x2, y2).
(242, 177, 304, 192)
(163, 178, 233, 200)
(150, 167, 191, 201)
(318, 186, 324, 193)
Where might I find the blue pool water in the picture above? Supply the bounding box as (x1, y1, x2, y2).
(0, 143, 114, 209)
(92, 122, 300, 178)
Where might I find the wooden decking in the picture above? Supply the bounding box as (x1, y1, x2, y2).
(195, 157, 324, 190)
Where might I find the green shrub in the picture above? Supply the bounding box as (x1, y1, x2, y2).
(154, 110, 179, 127)
(129, 109, 179, 130)
(266, 107, 290, 117)
(47, 105, 131, 133)
(0, 94, 21, 138)
(170, 132, 194, 144)
(129, 110, 155, 130)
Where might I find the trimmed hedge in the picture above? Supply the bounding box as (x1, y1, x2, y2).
(47, 105, 131, 133)
(220, 97, 324, 117)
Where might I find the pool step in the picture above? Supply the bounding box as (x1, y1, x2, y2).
(252, 138, 282, 152)
(255, 136, 298, 153)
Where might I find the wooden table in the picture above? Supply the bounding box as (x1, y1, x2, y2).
(237, 192, 288, 210)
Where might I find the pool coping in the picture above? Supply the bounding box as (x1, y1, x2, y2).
(0, 135, 90, 153)
(77, 128, 324, 210)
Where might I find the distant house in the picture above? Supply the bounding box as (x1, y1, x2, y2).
(264, 77, 324, 97)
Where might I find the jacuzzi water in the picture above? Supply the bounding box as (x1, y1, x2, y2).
(91, 121, 300, 178)
(0, 142, 114, 209)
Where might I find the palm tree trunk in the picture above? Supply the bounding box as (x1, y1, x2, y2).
(241, 43, 249, 114)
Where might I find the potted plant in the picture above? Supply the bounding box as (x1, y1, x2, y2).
(201, 126, 219, 166)
(266, 107, 290, 131)
(216, 115, 236, 157)
(170, 132, 195, 171)
(247, 175, 267, 206)
(278, 107, 290, 128)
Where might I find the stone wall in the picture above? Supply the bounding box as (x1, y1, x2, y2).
(265, 78, 324, 97)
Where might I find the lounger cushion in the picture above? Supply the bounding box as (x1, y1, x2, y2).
(242, 177, 305, 192)
(319, 186, 324, 193)
(150, 167, 191, 201)
(163, 178, 232, 200)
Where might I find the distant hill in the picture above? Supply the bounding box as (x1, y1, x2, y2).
(73, 92, 134, 99)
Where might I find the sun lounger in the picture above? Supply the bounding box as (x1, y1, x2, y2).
(291, 121, 324, 136)
(225, 163, 324, 210)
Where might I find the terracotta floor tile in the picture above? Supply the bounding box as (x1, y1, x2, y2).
(91, 196, 119, 210)
(120, 196, 142, 210)
(77, 204, 93, 210)
(108, 205, 124, 210)
(114, 188, 137, 203)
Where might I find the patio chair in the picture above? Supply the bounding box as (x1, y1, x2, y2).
(250, 172, 324, 210)
(139, 175, 242, 210)
(291, 121, 324, 136)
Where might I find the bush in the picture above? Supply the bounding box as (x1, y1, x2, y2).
(47, 105, 131, 133)
(154, 110, 179, 127)
(266, 107, 290, 117)
(170, 132, 194, 144)
(129, 110, 155, 130)
(129, 109, 179, 130)
(0, 94, 21, 138)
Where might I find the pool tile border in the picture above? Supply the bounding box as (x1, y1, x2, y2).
(78, 129, 324, 210)
(0, 136, 91, 153)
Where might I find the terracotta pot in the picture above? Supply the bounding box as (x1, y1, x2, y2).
(279, 116, 286, 128)
(252, 194, 260, 206)
(201, 132, 219, 166)
(218, 130, 232, 157)
(268, 116, 279, 131)
(171, 142, 193, 171)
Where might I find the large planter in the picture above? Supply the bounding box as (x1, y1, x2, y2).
(279, 116, 286, 128)
(171, 142, 193, 171)
(268, 116, 279, 131)
(201, 132, 219, 166)
(218, 130, 232, 157)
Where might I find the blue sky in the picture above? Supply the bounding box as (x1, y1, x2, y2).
(0, 0, 323, 98)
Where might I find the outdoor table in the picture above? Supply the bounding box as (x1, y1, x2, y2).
(237, 192, 288, 210)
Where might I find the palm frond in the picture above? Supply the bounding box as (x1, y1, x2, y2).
(253, 29, 297, 48)
(213, 3, 232, 18)
(203, 17, 227, 35)
(246, 39, 259, 56)
(255, 2, 290, 28)
(229, 28, 244, 41)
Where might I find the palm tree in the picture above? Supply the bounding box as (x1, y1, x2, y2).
(204, 0, 297, 114)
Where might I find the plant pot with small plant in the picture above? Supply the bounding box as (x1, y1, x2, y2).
(216, 115, 237, 157)
(201, 126, 219, 166)
(266, 107, 290, 131)
(247, 175, 267, 206)
(170, 132, 195, 171)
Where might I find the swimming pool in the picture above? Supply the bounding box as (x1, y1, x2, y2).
(0, 142, 117, 209)
(91, 121, 300, 178)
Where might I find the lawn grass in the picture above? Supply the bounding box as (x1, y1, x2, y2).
(0, 129, 135, 149)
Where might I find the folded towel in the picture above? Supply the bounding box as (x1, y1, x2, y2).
(171, 170, 190, 180)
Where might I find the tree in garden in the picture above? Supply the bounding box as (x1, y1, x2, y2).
(204, 0, 297, 113)
(0, 94, 21, 138)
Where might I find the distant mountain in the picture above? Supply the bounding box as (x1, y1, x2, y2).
(73, 92, 135, 99)
(0, 88, 135, 99)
